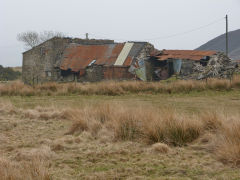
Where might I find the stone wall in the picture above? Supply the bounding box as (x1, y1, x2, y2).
(77, 66, 134, 82)
(22, 39, 57, 85)
(136, 43, 155, 60)
(129, 43, 155, 81)
(180, 60, 194, 76)
(84, 65, 103, 82)
(179, 53, 237, 80)
(22, 37, 114, 84)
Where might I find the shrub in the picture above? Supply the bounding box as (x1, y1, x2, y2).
(0, 65, 21, 81)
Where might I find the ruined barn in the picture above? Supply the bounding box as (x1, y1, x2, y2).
(149, 50, 235, 80)
(22, 37, 236, 84)
(22, 37, 155, 84)
(59, 42, 154, 82)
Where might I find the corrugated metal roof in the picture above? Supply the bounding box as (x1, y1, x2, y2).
(114, 43, 134, 66)
(128, 42, 146, 57)
(59, 42, 148, 72)
(60, 43, 126, 72)
(154, 50, 217, 61)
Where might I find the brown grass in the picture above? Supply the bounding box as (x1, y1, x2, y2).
(151, 143, 170, 153)
(56, 102, 240, 167)
(200, 111, 224, 131)
(20, 107, 63, 120)
(2, 98, 240, 168)
(214, 118, 240, 166)
(0, 156, 50, 180)
(65, 119, 88, 135)
(1, 75, 240, 96)
(0, 96, 240, 179)
(142, 110, 202, 146)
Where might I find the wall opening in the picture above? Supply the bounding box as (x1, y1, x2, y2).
(45, 71, 52, 77)
(168, 61, 174, 76)
(200, 56, 210, 66)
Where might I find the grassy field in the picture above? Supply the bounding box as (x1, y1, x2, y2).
(11, 66, 22, 73)
(1, 80, 240, 179)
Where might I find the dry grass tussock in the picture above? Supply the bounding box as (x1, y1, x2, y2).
(61, 102, 240, 167)
(21, 106, 63, 120)
(0, 100, 65, 122)
(0, 100, 17, 115)
(214, 118, 240, 166)
(1, 75, 240, 96)
(0, 156, 50, 180)
(2, 100, 240, 168)
(14, 145, 55, 161)
(151, 143, 170, 153)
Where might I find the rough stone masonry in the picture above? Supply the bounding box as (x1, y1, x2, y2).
(186, 52, 239, 80)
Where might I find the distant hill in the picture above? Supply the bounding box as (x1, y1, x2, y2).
(196, 29, 240, 60)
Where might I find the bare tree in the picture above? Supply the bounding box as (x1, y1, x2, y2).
(38, 31, 65, 42)
(17, 31, 66, 49)
(17, 31, 40, 49)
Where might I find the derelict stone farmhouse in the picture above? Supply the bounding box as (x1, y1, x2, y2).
(22, 37, 236, 84)
(22, 37, 155, 84)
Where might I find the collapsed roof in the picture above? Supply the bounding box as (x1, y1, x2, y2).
(60, 42, 147, 72)
(154, 50, 217, 61)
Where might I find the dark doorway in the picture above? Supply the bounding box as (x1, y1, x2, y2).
(168, 61, 174, 76)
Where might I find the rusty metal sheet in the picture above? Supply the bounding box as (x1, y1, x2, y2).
(123, 56, 133, 66)
(60, 43, 125, 72)
(154, 50, 217, 61)
(103, 66, 134, 80)
(79, 70, 85, 76)
(235, 60, 240, 64)
(95, 43, 124, 66)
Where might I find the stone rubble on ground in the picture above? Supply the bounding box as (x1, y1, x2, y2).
(181, 52, 239, 80)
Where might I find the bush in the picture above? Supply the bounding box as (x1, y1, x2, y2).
(0, 65, 21, 81)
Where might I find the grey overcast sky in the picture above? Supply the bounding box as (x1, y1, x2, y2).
(0, 0, 240, 67)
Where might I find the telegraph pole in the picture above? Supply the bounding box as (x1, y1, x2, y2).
(225, 14, 228, 56)
(86, 33, 89, 40)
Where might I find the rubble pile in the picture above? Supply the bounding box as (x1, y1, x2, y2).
(183, 53, 239, 80)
